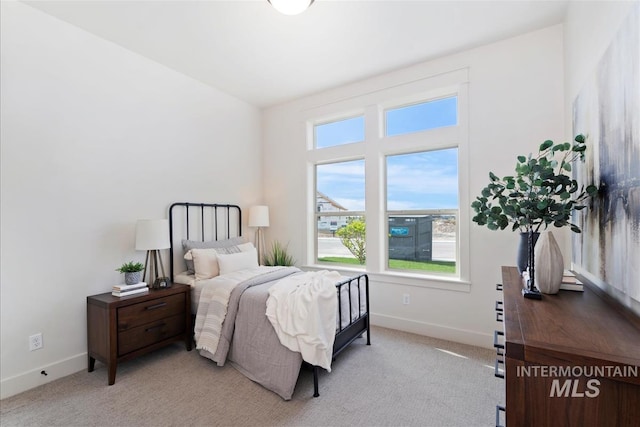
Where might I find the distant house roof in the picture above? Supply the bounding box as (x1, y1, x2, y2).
(317, 191, 348, 211)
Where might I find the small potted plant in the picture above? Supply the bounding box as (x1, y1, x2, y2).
(116, 261, 144, 285)
(263, 241, 296, 266)
(471, 134, 597, 297)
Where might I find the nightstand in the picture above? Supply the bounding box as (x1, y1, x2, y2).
(87, 283, 192, 385)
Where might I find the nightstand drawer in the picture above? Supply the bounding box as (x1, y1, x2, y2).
(88, 284, 191, 385)
(117, 293, 185, 331)
(118, 314, 186, 355)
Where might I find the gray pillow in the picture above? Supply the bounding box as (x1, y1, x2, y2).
(181, 237, 247, 273)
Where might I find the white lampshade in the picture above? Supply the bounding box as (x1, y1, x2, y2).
(268, 0, 314, 15)
(248, 206, 270, 228)
(135, 219, 170, 250)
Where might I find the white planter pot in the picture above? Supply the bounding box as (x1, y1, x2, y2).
(534, 231, 564, 294)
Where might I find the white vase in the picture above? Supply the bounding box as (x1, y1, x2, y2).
(534, 231, 564, 294)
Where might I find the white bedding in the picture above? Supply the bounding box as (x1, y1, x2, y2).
(175, 269, 367, 329)
(173, 271, 204, 314)
(266, 270, 341, 371)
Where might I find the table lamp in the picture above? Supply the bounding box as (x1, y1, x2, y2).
(135, 219, 171, 287)
(248, 206, 269, 265)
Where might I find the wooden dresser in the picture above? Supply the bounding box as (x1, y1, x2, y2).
(496, 266, 640, 427)
(87, 284, 192, 385)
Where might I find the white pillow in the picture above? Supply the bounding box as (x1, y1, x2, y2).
(185, 242, 252, 266)
(237, 242, 255, 252)
(217, 248, 259, 275)
(191, 248, 221, 280)
(182, 237, 247, 273)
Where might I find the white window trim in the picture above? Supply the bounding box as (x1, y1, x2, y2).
(303, 69, 470, 290)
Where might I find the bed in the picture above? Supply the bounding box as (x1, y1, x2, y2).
(168, 202, 370, 399)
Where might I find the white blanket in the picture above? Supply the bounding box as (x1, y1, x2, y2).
(265, 270, 340, 371)
(194, 266, 299, 361)
(194, 268, 264, 356)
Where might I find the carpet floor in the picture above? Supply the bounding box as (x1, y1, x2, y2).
(0, 326, 504, 427)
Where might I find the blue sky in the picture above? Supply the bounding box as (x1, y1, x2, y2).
(316, 97, 459, 211)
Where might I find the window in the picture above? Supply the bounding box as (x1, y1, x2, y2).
(316, 160, 365, 266)
(306, 71, 468, 282)
(386, 149, 458, 274)
(314, 116, 365, 149)
(385, 97, 457, 137)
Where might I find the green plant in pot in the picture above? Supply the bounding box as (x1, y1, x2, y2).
(263, 241, 296, 266)
(116, 261, 144, 285)
(471, 134, 597, 298)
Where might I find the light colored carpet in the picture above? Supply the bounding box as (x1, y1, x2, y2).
(0, 326, 503, 427)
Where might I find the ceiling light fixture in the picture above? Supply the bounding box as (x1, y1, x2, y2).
(268, 0, 315, 16)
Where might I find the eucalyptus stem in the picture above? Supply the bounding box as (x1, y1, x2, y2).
(471, 134, 597, 235)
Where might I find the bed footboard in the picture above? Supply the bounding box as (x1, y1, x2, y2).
(334, 273, 370, 354)
(313, 273, 370, 397)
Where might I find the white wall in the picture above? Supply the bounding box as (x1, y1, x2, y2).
(564, 0, 637, 111)
(0, 2, 262, 398)
(262, 26, 565, 348)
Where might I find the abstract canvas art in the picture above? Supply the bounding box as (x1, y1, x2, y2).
(572, 4, 640, 309)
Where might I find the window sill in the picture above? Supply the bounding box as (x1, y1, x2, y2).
(302, 264, 471, 293)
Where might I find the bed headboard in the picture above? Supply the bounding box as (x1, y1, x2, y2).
(168, 202, 242, 281)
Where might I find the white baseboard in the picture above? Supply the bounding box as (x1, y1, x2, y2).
(1, 353, 86, 400)
(370, 313, 494, 350)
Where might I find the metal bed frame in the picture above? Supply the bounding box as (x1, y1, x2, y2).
(168, 202, 242, 281)
(168, 202, 370, 397)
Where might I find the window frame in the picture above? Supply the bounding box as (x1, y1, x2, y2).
(303, 69, 470, 287)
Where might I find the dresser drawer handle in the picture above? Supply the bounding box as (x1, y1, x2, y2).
(495, 405, 505, 427)
(495, 300, 503, 312)
(496, 311, 503, 322)
(494, 356, 505, 379)
(145, 302, 167, 311)
(493, 330, 504, 349)
(496, 283, 503, 291)
(145, 322, 166, 333)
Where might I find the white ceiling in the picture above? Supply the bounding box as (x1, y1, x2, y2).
(23, 0, 569, 108)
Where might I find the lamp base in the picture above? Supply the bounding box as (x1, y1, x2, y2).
(255, 227, 266, 266)
(143, 249, 168, 288)
(152, 277, 172, 289)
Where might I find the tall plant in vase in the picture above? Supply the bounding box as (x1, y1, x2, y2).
(471, 135, 597, 299)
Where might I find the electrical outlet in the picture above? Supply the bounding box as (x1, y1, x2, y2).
(402, 294, 410, 305)
(29, 333, 43, 351)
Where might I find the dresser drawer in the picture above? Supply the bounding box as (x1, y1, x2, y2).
(118, 314, 186, 356)
(117, 293, 185, 331)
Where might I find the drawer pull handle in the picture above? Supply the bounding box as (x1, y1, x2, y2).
(494, 357, 505, 379)
(495, 405, 505, 427)
(495, 300, 503, 312)
(145, 322, 166, 333)
(496, 283, 503, 291)
(145, 302, 167, 311)
(496, 311, 503, 322)
(493, 330, 504, 350)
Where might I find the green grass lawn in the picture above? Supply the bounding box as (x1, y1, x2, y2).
(317, 256, 456, 274)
